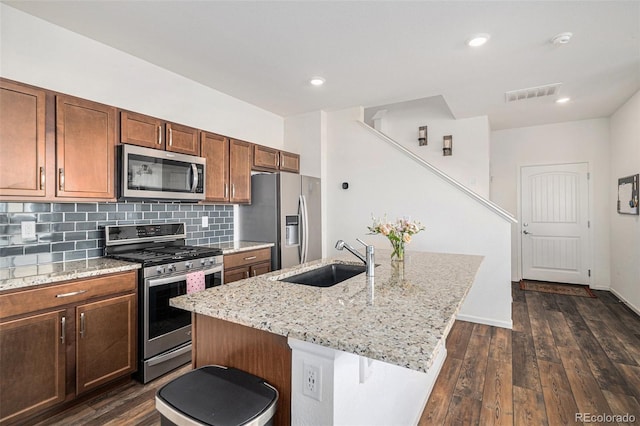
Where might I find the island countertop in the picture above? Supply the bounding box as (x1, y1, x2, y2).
(170, 249, 483, 373)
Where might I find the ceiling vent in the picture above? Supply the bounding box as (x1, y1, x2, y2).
(505, 83, 562, 103)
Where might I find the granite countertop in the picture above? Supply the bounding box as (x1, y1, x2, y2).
(170, 249, 483, 373)
(206, 240, 274, 255)
(0, 258, 141, 293)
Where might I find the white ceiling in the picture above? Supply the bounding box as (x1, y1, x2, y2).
(4, 1, 640, 130)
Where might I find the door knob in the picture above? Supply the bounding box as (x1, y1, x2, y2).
(523, 230, 531, 235)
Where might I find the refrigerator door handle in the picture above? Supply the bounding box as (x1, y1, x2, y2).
(301, 194, 310, 264)
(298, 195, 304, 263)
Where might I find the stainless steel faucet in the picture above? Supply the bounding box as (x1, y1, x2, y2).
(335, 238, 375, 277)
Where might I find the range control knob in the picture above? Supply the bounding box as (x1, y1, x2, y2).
(156, 266, 165, 275)
(167, 264, 175, 272)
(185, 262, 194, 269)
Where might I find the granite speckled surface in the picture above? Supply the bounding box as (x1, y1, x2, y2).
(0, 258, 140, 292)
(171, 249, 483, 373)
(207, 240, 274, 254)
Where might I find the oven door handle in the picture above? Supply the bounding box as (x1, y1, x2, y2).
(147, 343, 192, 367)
(147, 265, 223, 288)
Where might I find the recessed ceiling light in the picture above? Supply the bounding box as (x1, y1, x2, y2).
(467, 33, 490, 47)
(551, 32, 573, 45)
(310, 77, 325, 86)
(556, 97, 571, 104)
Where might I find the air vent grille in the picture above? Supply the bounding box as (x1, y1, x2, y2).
(505, 83, 562, 103)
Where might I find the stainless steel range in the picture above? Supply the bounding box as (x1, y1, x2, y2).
(104, 223, 223, 383)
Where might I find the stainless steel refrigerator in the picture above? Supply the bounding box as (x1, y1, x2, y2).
(239, 172, 322, 271)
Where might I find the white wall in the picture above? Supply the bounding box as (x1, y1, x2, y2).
(0, 4, 283, 147)
(491, 119, 612, 286)
(326, 107, 513, 328)
(284, 111, 324, 178)
(609, 90, 640, 313)
(364, 98, 491, 198)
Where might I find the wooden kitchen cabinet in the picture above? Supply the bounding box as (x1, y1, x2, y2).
(0, 271, 137, 424)
(0, 79, 47, 197)
(201, 134, 251, 204)
(224, 247, 271, 284)
(253, 144, 300, 174)
(120, 110, 199, 156)
(76, 293, 136, 395)
(56, 95, 116, 199)
(0, 310, 66, 425)
(229, 139, 253, 204)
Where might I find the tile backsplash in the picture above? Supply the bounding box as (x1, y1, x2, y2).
(0, 202, 234, 268)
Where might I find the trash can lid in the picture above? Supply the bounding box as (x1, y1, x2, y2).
(157, 365, 278, 426)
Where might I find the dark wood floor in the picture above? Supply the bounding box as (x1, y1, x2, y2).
(420, 283, 640, 425)
(34, 283, 640, 425)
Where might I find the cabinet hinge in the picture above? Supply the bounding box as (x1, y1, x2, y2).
(587, 172, 591, 180)
(588, 269, 591, 277)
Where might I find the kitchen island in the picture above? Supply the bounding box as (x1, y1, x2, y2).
(171, 249, 483, 425)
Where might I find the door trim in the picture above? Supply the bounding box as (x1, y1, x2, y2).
(516, 161, 592, 284)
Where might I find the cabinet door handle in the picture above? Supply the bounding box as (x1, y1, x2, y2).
(58, 168, 64, 191)
(60, 316, 66, 344)
(40, 167, 45, 190)
(232, 184, 235, 198)
(80, 312, 86, 338)
(158, 125, 162, 145)
(243, 256, 257, 261)
(252, 269, 258, 277)
(169, 128, 173, 146)
(56, 290, 87, 298)
(244, 271, 249, 278)
(277, 152, 280, 168)
(224, 183, 228, 199)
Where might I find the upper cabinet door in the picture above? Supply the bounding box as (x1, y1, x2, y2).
(166, 123, 199, 155)
(0, 80, 47, 197)
(229, 139, 252, 204)
(279, 151, 300, 173)
(120, 111, 164, 150)
(56, 95, 116, 199)
(201, 131, 230, 202)
(253, 144, 279, 171)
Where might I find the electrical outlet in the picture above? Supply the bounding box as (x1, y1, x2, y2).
(201, 216, 208, 227)
(303, 362, 322, 401)
(21, 221, 36, 241)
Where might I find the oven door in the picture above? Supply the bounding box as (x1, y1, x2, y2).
(143, 265, 222, 359)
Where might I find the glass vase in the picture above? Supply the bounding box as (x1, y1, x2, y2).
(390, 239, 405, 262)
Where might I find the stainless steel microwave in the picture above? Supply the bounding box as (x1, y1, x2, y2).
(119, 144, 205, 201)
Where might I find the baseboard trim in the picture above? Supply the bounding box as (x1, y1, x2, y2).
(456, 313, 512, 330)
(609, 288, 640, 316)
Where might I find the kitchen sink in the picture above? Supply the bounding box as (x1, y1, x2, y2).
(279, 263, 367, 287)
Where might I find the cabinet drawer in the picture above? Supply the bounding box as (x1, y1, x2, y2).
(224, 248, 271, 269)
(0, 271, 137, 320)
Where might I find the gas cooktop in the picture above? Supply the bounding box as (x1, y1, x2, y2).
(109, 245, 223, 266)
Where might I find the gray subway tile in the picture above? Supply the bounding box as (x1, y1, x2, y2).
(192, 205, 204, 211)
(53, 203, 76, 212)
(76, 222, 97, 231)
(159, 212, 173, 219)
(25, 244, 51, 254)
(118, 203, 135, 212)
(65, 232, 87, 241)
(0, 246, 23, 256)
(76, 240, 97, 249)
(23, 203, 51, 212)
(65, 212, 87, 221)
(13, 254, 38, 266)
(136, 203, 152, 211)
(7, 203, 24, 212)
(127, 212, 143, 220)
(38, 213, 64, 222)
(36, 223, 51, 233)
(52, 242, 75, 252)
(108, 212, 126, 220)
(144, 212, 159, 220)
(87, 248, 103, 259)
(53, 222, 75, 232)
(38, 233, 63, 243)
(87, 230, 102, 239)
(76, 203, 97, 212)
(166, 204, 179, 211)
(88, 212, 107, 221)
(9, 214, 36, 223)
(152, 204, 166, 211)
(64, 250, 87, 261)
(0, 203, 6, 213)
(98, 203, 117, 212)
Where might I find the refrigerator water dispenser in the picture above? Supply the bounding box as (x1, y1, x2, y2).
(285, 215, 299, 246)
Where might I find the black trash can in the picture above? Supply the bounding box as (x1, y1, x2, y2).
(156, 365, 279, 426)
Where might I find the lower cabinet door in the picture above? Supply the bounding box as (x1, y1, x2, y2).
(224, 266, 250, 284)
(76, 294, 136, 394)
(250, 262, 271, 277)
(0, 310, 66, 424)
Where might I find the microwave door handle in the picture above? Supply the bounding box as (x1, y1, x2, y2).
(190, 164, 198, 193)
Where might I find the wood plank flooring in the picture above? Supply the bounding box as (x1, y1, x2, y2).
(421, 283, 640, 425)
(32, 283, 639, 425)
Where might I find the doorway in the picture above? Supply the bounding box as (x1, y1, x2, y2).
(520, 163, 590, 284)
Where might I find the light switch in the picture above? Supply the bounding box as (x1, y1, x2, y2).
(21, 221, 36, 240)
(201, 216, 208, 228)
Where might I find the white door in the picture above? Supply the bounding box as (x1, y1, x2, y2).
(521, 163, 590, 284)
